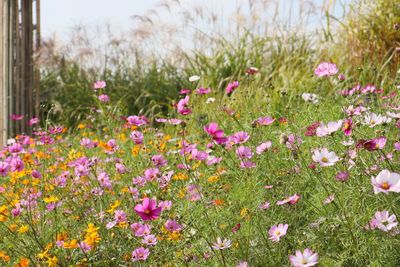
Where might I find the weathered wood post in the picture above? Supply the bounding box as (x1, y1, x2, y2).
(0, 0, 9, 145)
(0, 0, 40, 145)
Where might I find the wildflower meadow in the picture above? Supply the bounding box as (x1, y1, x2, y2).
(1, 0, 400, 266)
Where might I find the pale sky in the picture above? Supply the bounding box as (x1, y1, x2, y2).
(42, 0, 351, 38)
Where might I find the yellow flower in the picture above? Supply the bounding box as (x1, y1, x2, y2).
(131, 145, 140, 157)
(207, 175, 219, 183)
(64, 239, 78, 249)
(172, 173, 188, 181)
(77, 123, 86, 129)
(0, 251, 10, 261)
(107, 200, 121, 213)
(47, 256, 58, 267)
(18, 225, 29, 234)
(43, 196, 59, 204)
(36, 250, 50, 260)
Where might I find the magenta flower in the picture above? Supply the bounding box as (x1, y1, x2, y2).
(93, 80, 106, 89)
(134, 198, 162, 221)
(371, 169, 400, 194)
(342, 118, 353, 136)
(28, 117, 39, 126)
(359, 136, 386, 151)
(131, 247, 150, 261)
(240, 161, 256, 168)
(195, 87, 211, 95)
(226, 81, 239, 95)
(11, 114, 24, 121)
(289, 248, 318, 266)
(204, 122, 227, 144)
(314, 62, 338, 77)
(177, 96, 192, 115)
(268, 223, 288, 242)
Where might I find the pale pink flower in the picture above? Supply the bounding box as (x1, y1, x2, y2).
(256, 141, 272, 154)
(212, 237, 232, 250)
(289, 248, 318, 266)
(93, 80, 106, 89)
(316, 120, 342, 137)
(131, 247, 150, 261)
(314, 62, 338, 77)
(236, 146, 253, 159)
(371, 169, 400, 194)
(142, 234, 158, 246)
(268, 223, 288, 242)
(370, 210, 398, 232)
(177, 96, 192, 115)
(277, 194, 301, 206)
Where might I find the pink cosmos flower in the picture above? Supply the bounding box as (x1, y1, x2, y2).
(323, 195, 335, 205)
(97, 172, 112, 189)
(305, 122, 321, 136)
(130, 131, 144, 144)
(127, 115, 147, 126)
(256, 141, 272, 154)
(165, 219, 182, 232)
(28, 117, 39, 126)
(142, 235, 158, 246)
(177, 96, 192, 115)
(78, 241, 92, 253)
(240, 161, 256, 168)
(359, 136, 386, 151)
(93, 80, 106, 89)
(179, 89, 191, 94)
(11, 114, 24, 121)
(131, 247, 150, 261)
(268, 223, 288, 242)
(231, 131, 250, 144)
(369, 210, 398, 232)
(226, 81, 239, 95)
(195, 87, 211, 95)
(335, 171, 349, 182)
(212, 237, 232, 250)
(316, 120, 342, 137)
(342, 118, 353, 136)
(98, 94, 110, 102)
(10, 157, 24, 172)
(158, 200, 172, 211)
(312, 148, 339, 167)
(204, 122, 227, 144)
(314, 62, 338, 77)
(289, 248, 318, 267)
(134, 198, 162, 221)
(259, 201, 271, 210)
(371, 169, 400, 194)
(253, 116, 275, 126)
(277, 194, 301, 206)
(236, 146, 253, 159)
(151, 155, 167, 167)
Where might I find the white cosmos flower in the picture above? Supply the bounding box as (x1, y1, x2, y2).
(312, 148, 340, 167)
(316, 120, 343, 137)
(371, 169, 400, 194)
(189, 75, 200, 82)
(302, 93, 319, 104)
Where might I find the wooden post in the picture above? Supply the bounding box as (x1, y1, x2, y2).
(0, 0, 9, 145)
